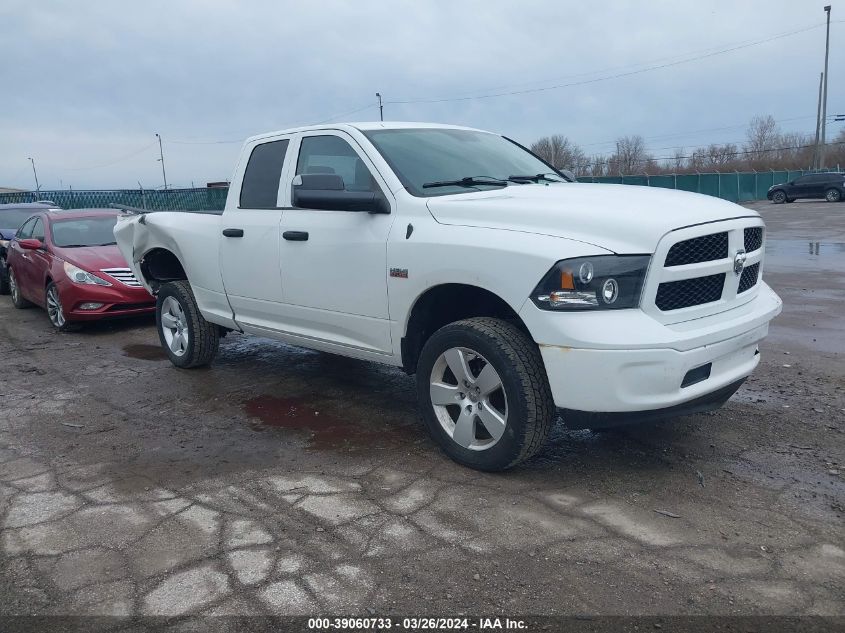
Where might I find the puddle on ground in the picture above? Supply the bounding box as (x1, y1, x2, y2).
(243, 394, 412, 450)
(123, 344, 168, 361)
(765, 240, 845, 274)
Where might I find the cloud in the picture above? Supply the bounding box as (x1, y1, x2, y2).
(1, 0, 841, 189)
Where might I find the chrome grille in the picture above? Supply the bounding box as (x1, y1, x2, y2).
(738, 262, 760, 294)
(664, 232, 728, 267)
(655, 273, 725, 311)
(744, 227, 763, 252)
(100, 267, 142, 287)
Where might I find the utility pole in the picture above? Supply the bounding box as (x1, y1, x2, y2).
(376, 93, 384, 121)
(27, 157, 40, 193)
(813, 72, 824, 169)
(155, 133, 168, 190)
(820, 5, 832, 168)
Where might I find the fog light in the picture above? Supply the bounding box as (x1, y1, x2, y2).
(601, 278, 619, 304)
(79, 302, 104, 310)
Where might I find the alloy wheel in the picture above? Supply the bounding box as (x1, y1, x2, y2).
(160, 296, 189, 357)
(46, 286, 66, 328)
(826, 189, 840, 202)
(429, 346, 508, 451)
(773, 191, 785, 203)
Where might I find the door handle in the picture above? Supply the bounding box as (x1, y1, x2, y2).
(283, 231, 309, 241)
(222, 228, 244, 238)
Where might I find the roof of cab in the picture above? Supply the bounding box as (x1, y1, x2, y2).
(244, 121, 490, 144)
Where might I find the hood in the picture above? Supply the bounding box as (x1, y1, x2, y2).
(425, 183, 758, 253)
(53, 244, 130, 271)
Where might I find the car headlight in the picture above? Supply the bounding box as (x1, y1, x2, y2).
(530, 255, 650, 310)
(63, 261, 112, 286)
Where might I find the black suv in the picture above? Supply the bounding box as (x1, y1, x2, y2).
(767, 172, 845, 204)
(0, 201, 61, 294)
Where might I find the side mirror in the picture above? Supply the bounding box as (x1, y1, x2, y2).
(19, 238, 42, 250)
(292, 174, 389, 214)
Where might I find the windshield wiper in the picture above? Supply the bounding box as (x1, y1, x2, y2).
(507, 173, 566, 183)
(422, 176, 509, 189)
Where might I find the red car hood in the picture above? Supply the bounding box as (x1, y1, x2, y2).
(53, 244, 130, 272)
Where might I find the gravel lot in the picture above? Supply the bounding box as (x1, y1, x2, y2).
(0, 199, 843, 623)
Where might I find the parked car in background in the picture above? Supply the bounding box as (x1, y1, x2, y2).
(115, 122, 782, 471)
(767, 172, 845, 203)
(6, 208, 154, 331)
(0, 201, 62, 294)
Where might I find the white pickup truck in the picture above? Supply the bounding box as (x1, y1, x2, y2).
(115, 122, 782, 471)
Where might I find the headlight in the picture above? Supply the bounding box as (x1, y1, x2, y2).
(63, 261, 111, 286)
(530, 255, 650, 310)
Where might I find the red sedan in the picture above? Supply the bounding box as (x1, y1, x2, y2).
(6, 209, 155, 331)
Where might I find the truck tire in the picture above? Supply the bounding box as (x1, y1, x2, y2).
(8, 267, 30, 308)
(416, 317, 555, 471)
(156, 280, 219, 368)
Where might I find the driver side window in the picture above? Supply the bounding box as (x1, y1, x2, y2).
(31, 219, 45, 241)
(296, 135, 379, 193)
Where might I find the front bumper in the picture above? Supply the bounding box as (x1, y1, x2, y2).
(520, 282, 782, 415)
(56, 278, 155, 322)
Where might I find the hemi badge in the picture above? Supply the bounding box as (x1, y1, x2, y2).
(390, 268, 409, 279)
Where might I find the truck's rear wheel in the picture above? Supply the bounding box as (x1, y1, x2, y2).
(156, 280, 219, 368)
(416, 317, 555, 471)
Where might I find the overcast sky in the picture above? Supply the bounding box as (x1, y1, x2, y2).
(1, 0, 843, 190)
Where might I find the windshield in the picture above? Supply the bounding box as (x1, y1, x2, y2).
(51, 216, 119, 247)
(0, 208, 39, 229)
(362, 128, 567, 197)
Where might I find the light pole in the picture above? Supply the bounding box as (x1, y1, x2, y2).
(376, 93, 384, 121)
(27, 157, 40, 193)
(820, 5, 831, 168)
(813, 72, 824, 169)
(155, 133, 168, 190)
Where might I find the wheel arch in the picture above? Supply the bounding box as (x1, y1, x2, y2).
(400, 283, 532, 374)
(139, 247, 188, 291)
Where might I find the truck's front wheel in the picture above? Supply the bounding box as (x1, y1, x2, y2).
(416, 317, 555, 471)
(156, 280, 219, 368)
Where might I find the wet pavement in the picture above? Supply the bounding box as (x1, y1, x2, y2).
(0, 200, 843, 623)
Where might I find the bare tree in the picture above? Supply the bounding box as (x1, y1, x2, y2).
(530, 134, 589, 174)
(612, 135, 651, 174)
(689, 143, 739, 171)
(745, 115, 780, 167)
(826, 128, 845, 169)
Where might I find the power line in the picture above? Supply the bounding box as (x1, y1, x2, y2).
(62, 142, 158, 171)
(386, 21, 844, 106)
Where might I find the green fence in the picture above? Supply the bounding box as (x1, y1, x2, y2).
(0, 187, 229, 211)
(578, 169, 841, 203)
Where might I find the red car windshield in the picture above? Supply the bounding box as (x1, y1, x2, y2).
(51, 216, 119, 248)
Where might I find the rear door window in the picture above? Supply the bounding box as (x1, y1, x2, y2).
(239, 139, 289, 209)
(16, 217, 36, 239)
